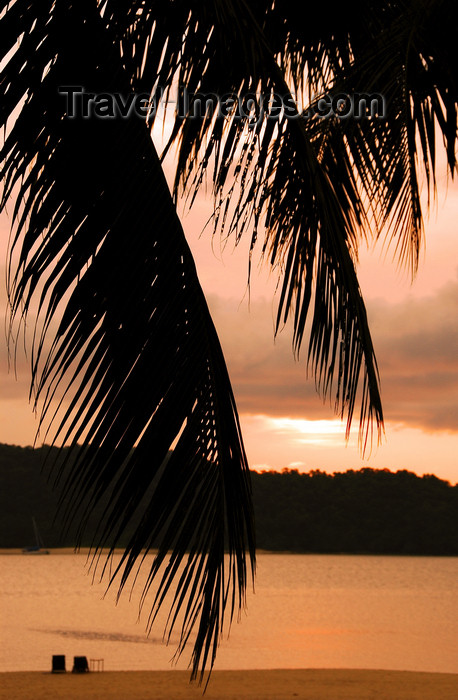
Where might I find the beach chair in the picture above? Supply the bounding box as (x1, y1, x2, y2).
(72, 655, 89, 673)
(51, 655, 66, 673)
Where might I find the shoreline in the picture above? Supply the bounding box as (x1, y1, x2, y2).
(1, 548, 457, 557)
(1, 669, 457, 700)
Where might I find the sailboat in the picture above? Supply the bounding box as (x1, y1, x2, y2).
(22, 517, 50, 554)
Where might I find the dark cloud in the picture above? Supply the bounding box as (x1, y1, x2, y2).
(1, 258, 456, 438)
(366, 277, 458, 432)
(207, 274, 458, 434)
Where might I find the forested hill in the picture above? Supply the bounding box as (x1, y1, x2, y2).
(251, 468, 458, 555)
(0, 443, 457, 555)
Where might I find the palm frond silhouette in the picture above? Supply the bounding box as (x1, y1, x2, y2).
(1, 0, 456, 679)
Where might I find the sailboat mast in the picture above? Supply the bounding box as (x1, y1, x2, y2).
(32, 516, 44, 549)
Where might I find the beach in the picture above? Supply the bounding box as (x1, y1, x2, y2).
(1, 669, 457, 700)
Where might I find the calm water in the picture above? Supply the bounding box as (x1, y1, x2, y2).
(0, 553, 457, 673)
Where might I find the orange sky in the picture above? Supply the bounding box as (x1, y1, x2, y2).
(178, 165, 458, 484)
(1, 132, 457, 484)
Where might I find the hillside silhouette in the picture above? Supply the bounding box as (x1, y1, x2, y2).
(1, 443, 456, 555)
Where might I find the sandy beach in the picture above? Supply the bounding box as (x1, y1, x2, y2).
(1, 669, 457, 700)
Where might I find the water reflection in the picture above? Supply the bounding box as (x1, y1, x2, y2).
(1, 553, 457, 673)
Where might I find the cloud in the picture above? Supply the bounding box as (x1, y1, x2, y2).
(1, 215, 456, 443)
(207, 273, 458, 435)
(366, 276, 458, 432)
(207, 293, 325, 412)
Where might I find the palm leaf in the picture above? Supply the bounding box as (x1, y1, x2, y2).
(0, 0, 254, 680)
(112, 0, 385, 444)
(110, 0, 456, 446)
(1, 0, 457, 678)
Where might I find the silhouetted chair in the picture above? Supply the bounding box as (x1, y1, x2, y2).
(72, 656, 89, 673)
(52, 655, 66, 673)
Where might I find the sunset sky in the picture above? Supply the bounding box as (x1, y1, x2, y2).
(179, 161, 458, 485)
(0, 126, 457, 484)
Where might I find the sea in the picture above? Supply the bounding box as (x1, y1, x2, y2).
(0, 553, 457, 673)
